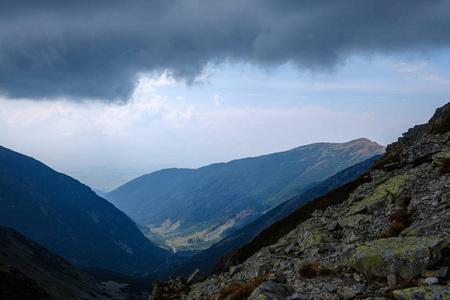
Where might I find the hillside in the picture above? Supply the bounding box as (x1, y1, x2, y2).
(106, 139, 385, 251)
(169, 154, 381, 277)
(0, 226, 111, 300)
(0, 145, 169, 275)
(152, 103, 450, 300)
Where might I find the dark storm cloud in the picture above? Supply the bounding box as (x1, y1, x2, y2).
(0, 0, 449, 102)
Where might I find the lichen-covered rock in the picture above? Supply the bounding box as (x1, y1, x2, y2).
(346, 174, 415, 215)
(393, 285, 450, 300)
(186, 268, 208, 286)
(347, 236, 448, 280)
(297, 222, 337, 254)
(247, 281, 293, 300)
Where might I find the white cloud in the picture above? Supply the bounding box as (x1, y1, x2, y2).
(214, 95, 224, 106)
(393, 62, 428, 73)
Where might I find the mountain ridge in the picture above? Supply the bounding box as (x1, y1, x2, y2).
(106, 138, 385, 251)
(164, 154, 382, 278)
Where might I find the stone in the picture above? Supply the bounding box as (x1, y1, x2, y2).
(424, 277, 439, 285)
(347, 236, 448, 280)
(353, 272, 363, 283)
(387, 274, 397, 287)
(393, 286, 450, 300)
(337, 287, 356, 299)
(327, 221, 338, 231)
(268, 272, 287, 284)
(324, 284, 337, 293)
(248, 281, 293, 300)
(286, 293, 307, 300)
(354, 283, 369, 295)
(186, 269, 208, 286)
(436, 266, 450, 279)
(421, 269, 436, 278)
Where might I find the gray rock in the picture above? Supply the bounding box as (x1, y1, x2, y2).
(327, 221, 338, 231)
(347, 236, 448, 280)
(325, 284, 337, 293)
(424, 277, 439, 285)
(338, 287, 356, 299)
(421, 269, 436, 277)
(354, 283, 370, 295)
(393, 286, 450, 300)
(353, 272, 363, 283)
(387, 274, 397, 287)
(286, 292, 307, 300)
(186, 269, 208, 286)
(248, 281, 293, 300)
(269, 272, 287, 284)
(436, 266, 450, 279)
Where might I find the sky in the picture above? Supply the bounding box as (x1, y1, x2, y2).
(0, 1, 449, 191)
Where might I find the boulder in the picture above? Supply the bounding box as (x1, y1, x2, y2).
(248, 281, 293, 300)
(186, 269, 208, 286)
(347, 236, 448, 280)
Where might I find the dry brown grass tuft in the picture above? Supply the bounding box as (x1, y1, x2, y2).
(215, 273, 269, 300)
(380, 195, 413, 238)
(317, 266, 334, 276)
(298, 262, 320, 278)
(439, 158, 450, 174)
(399, 194, 411, 209)
(298, 262, 335, 279)
(351, 195, 365, 203)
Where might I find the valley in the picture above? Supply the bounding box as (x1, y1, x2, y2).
(105, 138, 385, 251)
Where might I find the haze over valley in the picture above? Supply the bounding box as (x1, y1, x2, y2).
(1, 1, 450, 299)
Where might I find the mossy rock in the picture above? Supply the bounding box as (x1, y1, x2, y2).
(346, 174, 415, 215)
(347, 236, 448, 280)
(393, 285, 450, 300)
(297, 223, 337, 253)
(338, 214, 373, 229)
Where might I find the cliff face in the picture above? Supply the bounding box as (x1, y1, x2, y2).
(152, 103, 450, 300)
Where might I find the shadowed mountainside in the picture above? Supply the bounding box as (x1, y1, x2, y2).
(0, 145, 170, 276)
(0, 226, 110, 300)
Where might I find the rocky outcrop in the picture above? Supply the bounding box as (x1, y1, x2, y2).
(151, 103, 450, 300)
(347, 237, 448, 280)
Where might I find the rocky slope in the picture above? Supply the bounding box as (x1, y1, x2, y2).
(151, 102, 450, 299)
(106, 139, 385, 251)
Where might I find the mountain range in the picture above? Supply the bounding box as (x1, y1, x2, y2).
(150, 105, 450, 299)
(106, 138, 385, 251)
(163, 154, 382, 277)
(0, 145, 169, 276)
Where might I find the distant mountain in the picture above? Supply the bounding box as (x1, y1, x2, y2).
(0, 226, 110, 300)
(167, 154, 381, 276)
(0, 145, 169, 275)
(106, 138, 385, 251)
